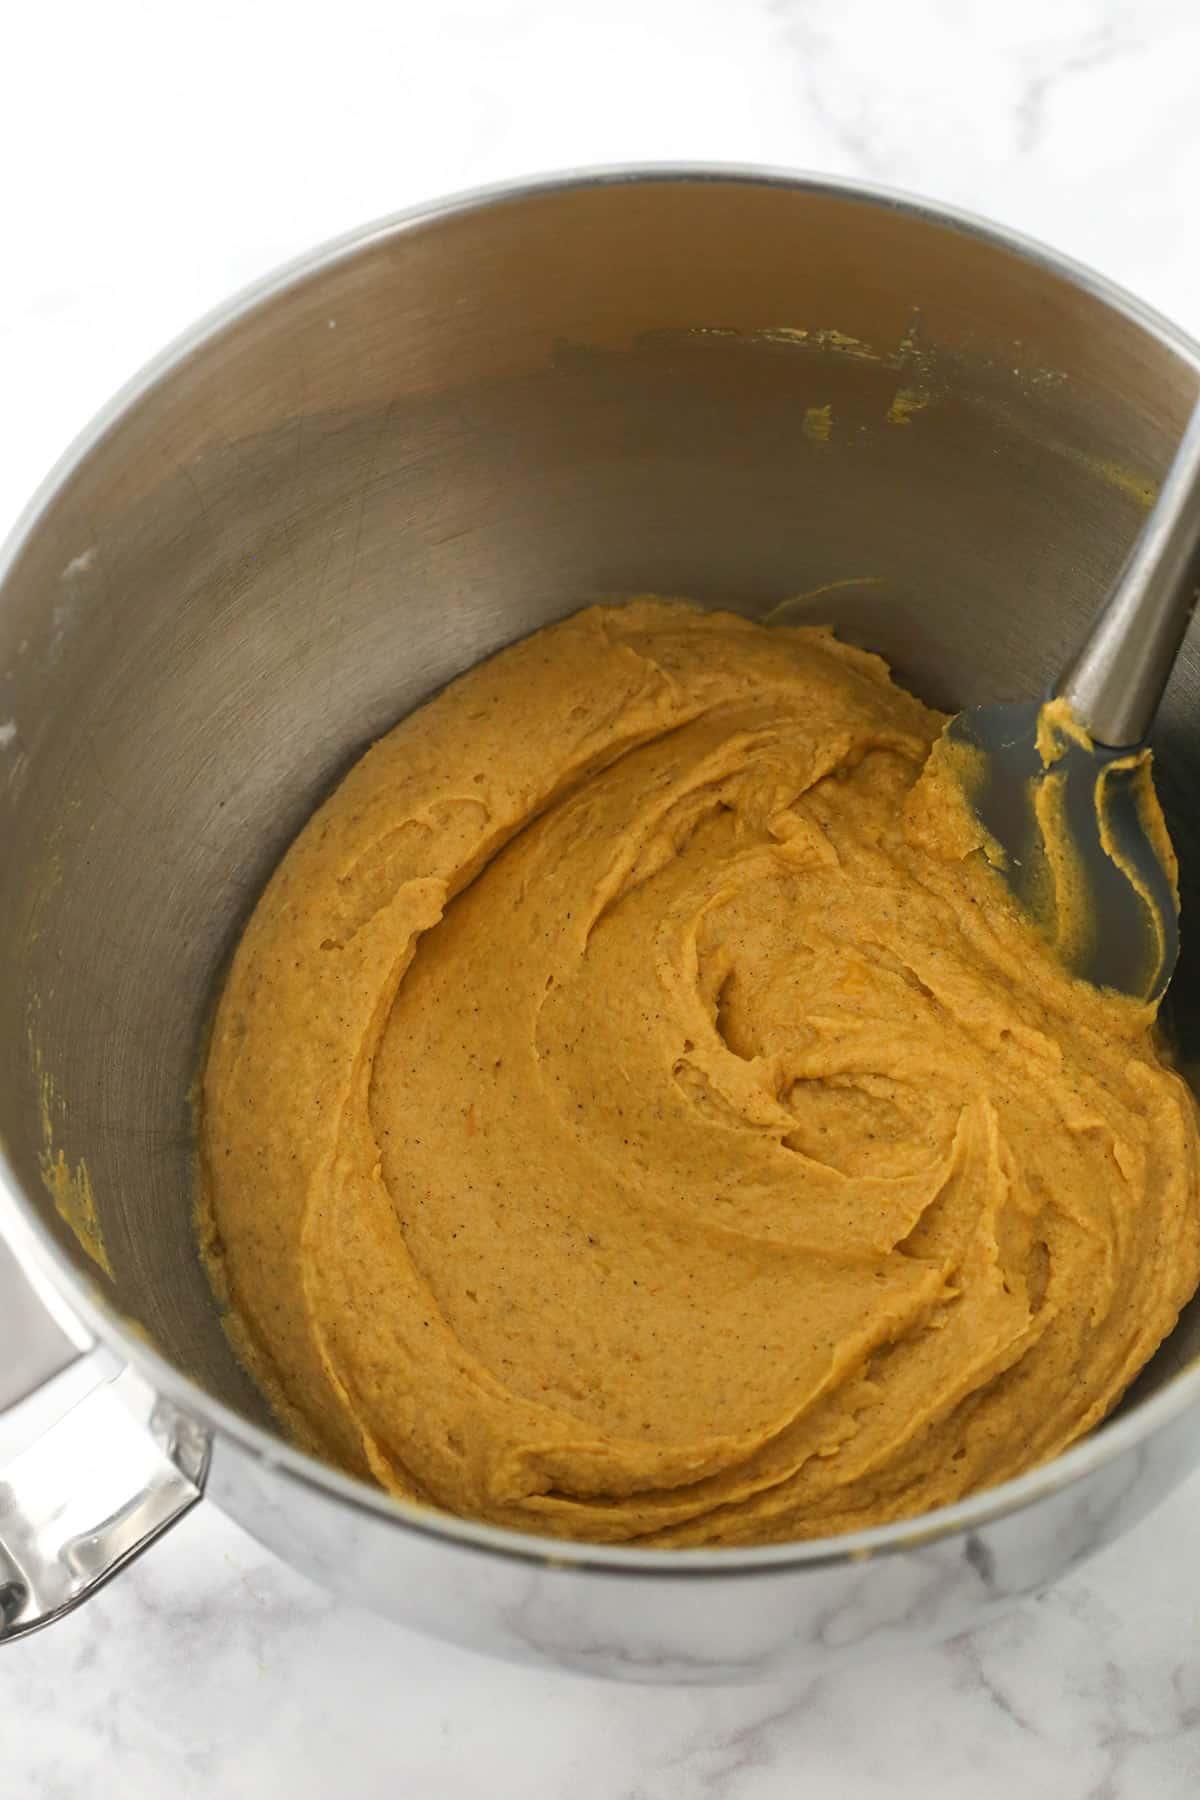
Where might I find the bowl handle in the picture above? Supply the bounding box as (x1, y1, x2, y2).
(0, 1235, 208, 1642)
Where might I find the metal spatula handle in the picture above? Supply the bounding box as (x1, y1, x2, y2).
(1057, 401, 1200, 749)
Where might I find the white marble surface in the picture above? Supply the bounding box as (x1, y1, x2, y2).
(5, 0, 1200, 1792)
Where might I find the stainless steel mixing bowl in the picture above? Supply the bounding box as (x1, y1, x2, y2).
(3, 167, 1200, 1679)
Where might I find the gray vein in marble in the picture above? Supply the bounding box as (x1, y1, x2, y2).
(768, 3, 890, 180)
(622, 1685, 819, 1800)
(1013, 9, 1142, 154)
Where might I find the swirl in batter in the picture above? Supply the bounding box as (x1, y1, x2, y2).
(200, 600, 1200, 1545)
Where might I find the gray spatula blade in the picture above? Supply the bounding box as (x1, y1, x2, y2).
(944, 700, 1178, 1003)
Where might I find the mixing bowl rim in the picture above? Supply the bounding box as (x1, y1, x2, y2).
(3, 160, 1199, 1579)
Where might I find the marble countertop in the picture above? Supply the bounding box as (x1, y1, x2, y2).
(5, 1, 1200, 1793)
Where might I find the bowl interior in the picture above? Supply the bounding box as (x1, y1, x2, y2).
(2, 173, 1199, 1461)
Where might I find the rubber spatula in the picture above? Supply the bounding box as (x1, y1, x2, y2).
(944, 402, 1200, 1003)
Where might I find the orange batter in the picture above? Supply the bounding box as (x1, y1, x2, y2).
(200, 600, 1200, 1544)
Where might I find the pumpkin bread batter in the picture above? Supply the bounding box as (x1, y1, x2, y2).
(200, 600, 1200, 1545)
